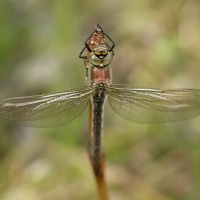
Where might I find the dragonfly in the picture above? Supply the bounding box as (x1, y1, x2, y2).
(1, 24, 200, 174)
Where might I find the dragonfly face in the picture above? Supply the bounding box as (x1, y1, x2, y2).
(88, 46, 113, 67)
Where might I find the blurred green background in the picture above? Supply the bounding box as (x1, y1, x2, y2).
(0, 0, 200, 200)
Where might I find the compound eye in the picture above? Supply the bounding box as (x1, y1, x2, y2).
(93, 48, 101, 55)
(94, 51, 101, 55)
(102, 50, 108, 55)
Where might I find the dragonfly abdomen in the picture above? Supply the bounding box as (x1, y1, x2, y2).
(91, 84, 106, 175)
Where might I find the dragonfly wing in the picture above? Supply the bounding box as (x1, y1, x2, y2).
(0, 86, 94, 127)
(106, 84, 200, 123)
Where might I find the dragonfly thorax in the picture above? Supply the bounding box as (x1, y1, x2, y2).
(88, 46, 113, 67)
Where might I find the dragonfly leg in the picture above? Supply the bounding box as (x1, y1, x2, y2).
(79, 30, 97, 59)
(79, 46, 87, 59)
(84, 59, 91, 84)
(106, 43, 115, 56)
(104, 32, 115, 52)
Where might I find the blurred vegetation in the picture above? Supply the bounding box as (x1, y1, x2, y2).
(0, 0, 200, 199)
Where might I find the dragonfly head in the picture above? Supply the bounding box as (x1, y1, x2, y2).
(88, 46, 113, 67)
(93, 46, 108, 59)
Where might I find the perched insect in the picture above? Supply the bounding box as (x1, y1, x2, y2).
(1, 24, 200, 174)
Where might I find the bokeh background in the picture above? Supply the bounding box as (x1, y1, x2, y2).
(0, 0, 200, 200)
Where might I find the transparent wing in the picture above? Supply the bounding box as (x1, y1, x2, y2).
(0, 86, 94, 127)
(106, 84, 200, 123)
